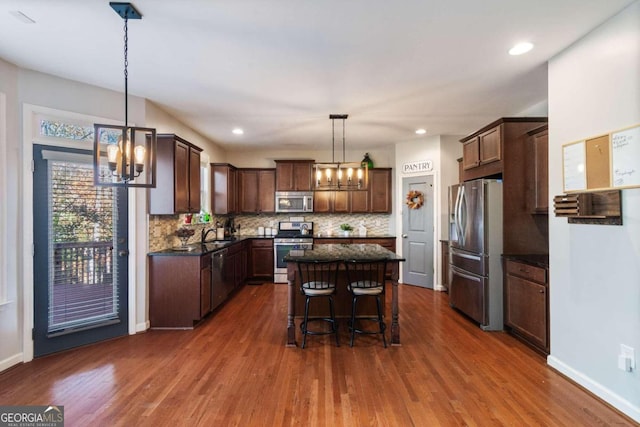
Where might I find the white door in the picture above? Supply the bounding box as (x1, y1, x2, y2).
(401, 175, 434, 288)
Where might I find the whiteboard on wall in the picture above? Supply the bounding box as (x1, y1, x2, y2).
(611, 125, 640, 188)
(563, 141, 587, 192)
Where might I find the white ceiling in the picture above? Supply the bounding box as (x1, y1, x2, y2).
(0, 0, 635, 151)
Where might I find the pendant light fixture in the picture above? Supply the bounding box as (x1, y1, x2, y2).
(93, 2, 156, 188)
(313, 114, 367, 191)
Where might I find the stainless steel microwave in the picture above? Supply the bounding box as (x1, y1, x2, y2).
(275, 191, 314, 213)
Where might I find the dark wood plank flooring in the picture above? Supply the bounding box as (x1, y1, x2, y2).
(0, 283, 635, 426)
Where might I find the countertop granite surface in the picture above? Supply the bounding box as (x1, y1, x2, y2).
(313, 234, 396, 239)
(283, 243, 404, 262)
(502, 254, 549, 268)
(148, 235, 396, 256)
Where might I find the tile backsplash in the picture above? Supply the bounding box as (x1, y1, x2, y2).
(148, 213, 392, 252)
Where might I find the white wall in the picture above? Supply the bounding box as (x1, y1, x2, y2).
(395, 135, 462, 288)
(547, 1, 640, 422)
(0, 58, 22, 371)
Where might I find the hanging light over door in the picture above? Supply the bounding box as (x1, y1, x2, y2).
(93, 2, 156, 188)
(313, 114, 367, 191)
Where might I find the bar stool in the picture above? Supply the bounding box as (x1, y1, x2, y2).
(344, 259, 387, 348)
(297, 260, 340, 348)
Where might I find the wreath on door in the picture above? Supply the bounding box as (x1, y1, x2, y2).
(405, 190, 424, 210)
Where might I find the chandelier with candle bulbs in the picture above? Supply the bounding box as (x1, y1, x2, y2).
(313, 114, 367, 191)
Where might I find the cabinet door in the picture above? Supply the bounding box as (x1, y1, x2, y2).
(369, 169, 392, 213)
(531, 130, 548, 213)
(462, 139, 480, 170)
(334, 191, 349, 213)
(275, 162, 294, 191)
(174, 141, 190, 212)
(505, 274, 547, 351)
(479, 126, 501, 164)
(239, 170, 259, 213)
(189, 148, 201, 212)
(350, 190, 368, 213)
(258, 170, 276, 213)
(293, 162, 312, 190)
(313, 191, 333, 213)
(250, 242, 274, 278)
(200, 256, 212, 317)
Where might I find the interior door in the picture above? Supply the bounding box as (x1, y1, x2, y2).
(401, 175, 434, 288)
(33, 145, 128, 357)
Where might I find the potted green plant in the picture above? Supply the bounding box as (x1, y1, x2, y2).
(340, 223, 353, 237)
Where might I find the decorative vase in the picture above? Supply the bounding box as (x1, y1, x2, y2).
(361, 153, 374, 169)
(342, 230, 351, 237)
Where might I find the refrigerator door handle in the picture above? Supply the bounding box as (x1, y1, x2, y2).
(451, 250, 482, 262)
(453, 185, 462, 244)
(451, 266, 482, 283)
(457, 185, 466, 246)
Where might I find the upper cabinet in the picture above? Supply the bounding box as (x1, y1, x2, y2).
(149, 134, 202, 214)
(275, 160, 313, 191)
(313, 168, 391, 214)
(527, 126, 549, 214)
(369, 168, 392, 213)
(238, 169, 276, 213)
(460, 118, 547, 182)
(211, 163, 238, 215)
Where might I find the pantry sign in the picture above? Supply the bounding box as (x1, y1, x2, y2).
(402, 160, 433, 174)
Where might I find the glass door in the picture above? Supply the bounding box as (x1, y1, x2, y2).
(33, 144, 128, 357)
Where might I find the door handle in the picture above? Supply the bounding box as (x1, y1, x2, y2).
(402, 234, 408, 238)
(118, 250, 129, 257)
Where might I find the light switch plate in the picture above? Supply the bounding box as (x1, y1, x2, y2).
(620, 344, 636, 371)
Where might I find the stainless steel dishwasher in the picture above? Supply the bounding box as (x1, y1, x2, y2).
(211, 248, 227, 310)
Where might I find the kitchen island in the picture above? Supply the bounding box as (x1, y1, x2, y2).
(284, 243, 405, 347)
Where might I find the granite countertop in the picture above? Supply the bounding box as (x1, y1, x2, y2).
(148, 235, 273, 256)
(502, 254, 549, 268)
(284, 243, 405, 262)
(313, 234, 396, 239)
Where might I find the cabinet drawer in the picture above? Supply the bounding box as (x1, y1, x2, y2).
(505, 260, 546, 284)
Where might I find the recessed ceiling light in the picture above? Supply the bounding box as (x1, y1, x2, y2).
(10, 10, 36, 24)
(509, 42, 534, 56)
(415, 129, 427, 135)
(232, 128, 244, 135)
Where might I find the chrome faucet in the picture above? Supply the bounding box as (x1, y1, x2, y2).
(201, 228, 217, 243)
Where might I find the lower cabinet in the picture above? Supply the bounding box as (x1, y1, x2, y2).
(149, 254, 212, 328)
(249, 239, 274, 279)
(504, 258, 549, 354)
(441, 240, 449, 289)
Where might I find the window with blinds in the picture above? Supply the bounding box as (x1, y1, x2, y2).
(47, 159, 120, 334)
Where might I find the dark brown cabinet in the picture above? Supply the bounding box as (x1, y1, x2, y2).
(238, 169, 276, 213)
(460, 118, 547, 182)
(211, 163, 238, 214)
(504, 259, 549, 354)
(350, 190, 369, 212)
(369, 168, 392, 213)
(249, 239, 274, 279)
(149, 254, 212, 328)
(313, 191, 350, 213)
(149, 134, 202, 214)
(275, 160, 313, 191)
(527, 126, 549, 214)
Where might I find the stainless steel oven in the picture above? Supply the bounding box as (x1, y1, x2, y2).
(273, 221, 314, 283)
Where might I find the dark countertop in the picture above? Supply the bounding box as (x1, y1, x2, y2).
(284, 243, 405, 262)
(148, 235, 273, 256)
(314, 234, 396, 239)
(502, 254, 549, 268)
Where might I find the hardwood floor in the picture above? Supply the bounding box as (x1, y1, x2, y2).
(0, 283, 635, 426)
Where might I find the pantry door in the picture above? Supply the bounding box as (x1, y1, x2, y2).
(32, 144, 129, 357)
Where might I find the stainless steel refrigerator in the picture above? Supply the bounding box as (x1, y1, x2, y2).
(448, 178, 503, 330)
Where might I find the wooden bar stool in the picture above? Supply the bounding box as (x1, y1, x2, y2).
(344, 259, 387, 348)
(297, 260, 340, 348)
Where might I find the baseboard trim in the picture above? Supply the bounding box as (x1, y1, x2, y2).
(0, 353, 23, 373)
(135, 320, 150, 333)
(547, 355, 640, 423)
